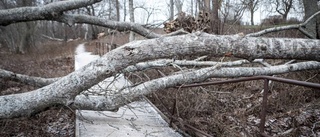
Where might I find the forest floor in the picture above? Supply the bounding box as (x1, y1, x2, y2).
(0, 28, 320, 137)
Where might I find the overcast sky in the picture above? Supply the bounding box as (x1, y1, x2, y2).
(124, 0, 304, 25)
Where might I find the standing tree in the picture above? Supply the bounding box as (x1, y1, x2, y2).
(116, 0, 120, 21)
(175, 0, 183, 14)
(242, 0, 259, 25)
(212, 0, 220, 34)
(275, 0, 294, 20)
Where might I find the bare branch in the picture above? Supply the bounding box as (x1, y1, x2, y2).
(0, 0, 102, 26)
(247, 10, 320, 37)
(0, 59, 249, 87)
(124, 59, 251, 72)
(0, 69, 58, 87)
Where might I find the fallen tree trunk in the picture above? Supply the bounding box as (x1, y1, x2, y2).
(0, 33, 319, 119)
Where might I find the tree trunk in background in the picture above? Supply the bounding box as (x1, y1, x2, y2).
(175, 0, 183, 14)
(90, 25, 98, 40)
(191, 0, 194, 17)
(169, 0, 174, 20)
(303, 0, 320, 39)
(86, 5, 98, 40)
(250, 9, 254, 25)
(63, 24, 68, 42)
(198, 0, 203, 10)
(123, 0, 126, 21)
(17, 0, 36, 54)
(195, 0, 199, 16)
(212, 0, 220, 34)
(204, 0, 210, 10)
(18, 22, 35, 54)
(116, 0, 120, 21)
(129, 0, 135, 42)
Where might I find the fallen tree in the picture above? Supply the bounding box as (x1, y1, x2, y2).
(0, 0, 319, 119)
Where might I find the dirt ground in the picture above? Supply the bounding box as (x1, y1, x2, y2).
(0, 30, 320, 137)
(0, 41, 77, 137)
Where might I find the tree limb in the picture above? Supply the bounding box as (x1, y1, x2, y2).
(72, 61, 320, 111)
(0, 69, 58, 87)
(0, 0, 102, 26)
(0, 59, 249, 87)
(55, 14, 161, 38)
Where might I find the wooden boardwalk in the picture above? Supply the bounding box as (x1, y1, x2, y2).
(75, 100, 182, 137)
(74, 43, 182, 137)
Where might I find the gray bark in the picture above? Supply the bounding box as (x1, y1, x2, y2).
(1, 32, 320, 119)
